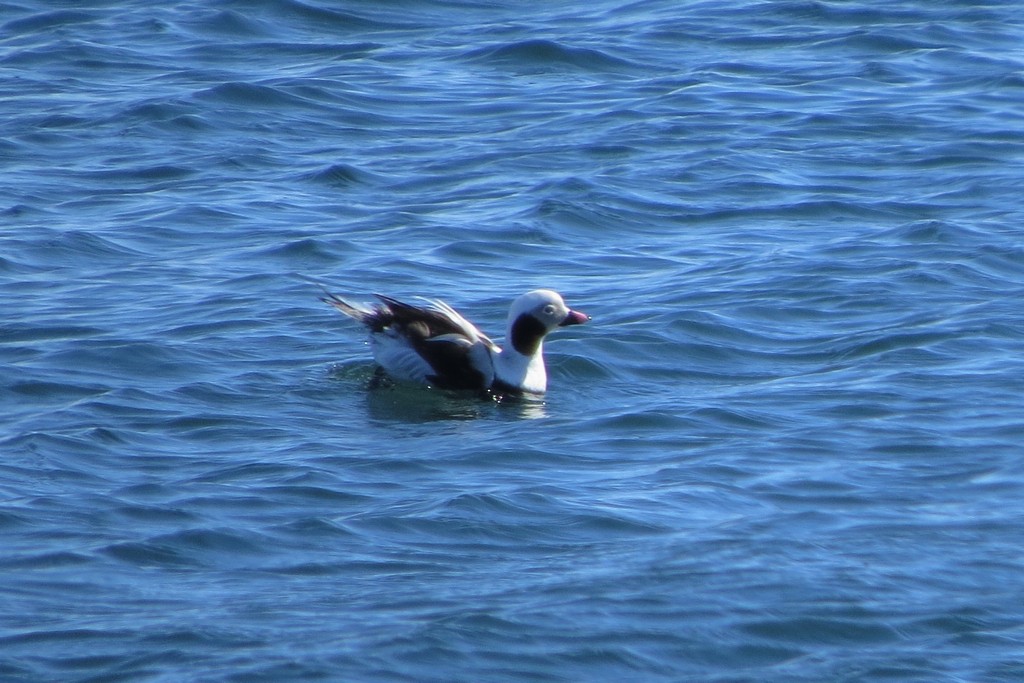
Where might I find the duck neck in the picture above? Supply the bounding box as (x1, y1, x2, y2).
(493, 343, 547, 394)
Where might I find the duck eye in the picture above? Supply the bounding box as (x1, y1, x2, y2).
(543, 304, 557, 316)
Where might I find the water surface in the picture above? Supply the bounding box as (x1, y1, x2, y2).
(3, 1, 1024, 680)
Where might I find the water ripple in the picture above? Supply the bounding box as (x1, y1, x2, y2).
(464, 38, 647, 75)
(2, 0, 1024, 680)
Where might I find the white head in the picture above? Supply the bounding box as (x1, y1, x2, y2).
(494, 289, 588, 394)
(505, 289, 588, 357)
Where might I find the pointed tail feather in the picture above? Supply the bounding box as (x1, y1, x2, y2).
(318, 287, 392, 332)
(321, 290, 367, 319)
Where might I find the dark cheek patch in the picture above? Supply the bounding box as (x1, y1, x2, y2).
(510, 314, 547, 356)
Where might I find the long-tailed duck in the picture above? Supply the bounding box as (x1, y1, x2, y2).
(322, 288, 589, 396)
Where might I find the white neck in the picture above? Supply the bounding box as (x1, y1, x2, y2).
(493, 343, 547, 394)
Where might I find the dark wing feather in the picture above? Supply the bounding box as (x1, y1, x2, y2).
(420, 337, 489, 390)
(373, 295, 474, 339)
(373, 295, 492, 390)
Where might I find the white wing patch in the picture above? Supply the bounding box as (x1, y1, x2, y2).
(370, 332, 435, 384)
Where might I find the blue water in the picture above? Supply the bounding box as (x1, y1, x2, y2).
(3, 0, 1024, 680)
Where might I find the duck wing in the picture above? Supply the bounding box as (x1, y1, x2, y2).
(373, 295, 498, 390)
(373, 295, 495, 347)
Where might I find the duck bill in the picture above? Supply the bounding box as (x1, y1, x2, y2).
(559, 309, 590, 326)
